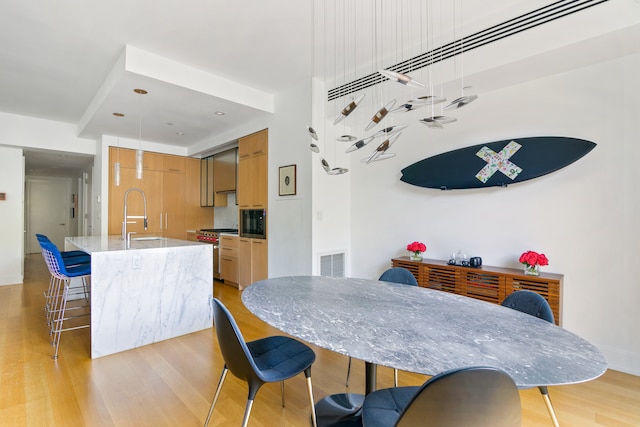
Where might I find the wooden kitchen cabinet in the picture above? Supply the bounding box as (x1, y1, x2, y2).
(109, 148, 211, 239)
(220, 235, 239, 287)
(238, 237, 268, 290)
(237, 129, 268, 209)
(161, 168, 185, 239)
(109, 148, 163, 236)
(111, 148, 163, 171)
(186, 158, 213, 231)
(391, 257, 563, 325)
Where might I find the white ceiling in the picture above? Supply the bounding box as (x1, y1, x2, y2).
(1, 0, 639, 173)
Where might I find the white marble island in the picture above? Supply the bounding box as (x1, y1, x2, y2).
(65, 236, 213, 358)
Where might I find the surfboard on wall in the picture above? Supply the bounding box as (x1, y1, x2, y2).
(400, 136, 596, 190)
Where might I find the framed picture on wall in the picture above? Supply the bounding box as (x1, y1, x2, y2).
(279, 164, 296, 196)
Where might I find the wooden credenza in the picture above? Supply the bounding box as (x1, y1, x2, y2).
(391, 257, 563, 325)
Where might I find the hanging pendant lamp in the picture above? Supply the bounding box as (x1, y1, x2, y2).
(134, 88, 147, 180)
(112, 113, 124, 186)
(379, 70, 425, 89)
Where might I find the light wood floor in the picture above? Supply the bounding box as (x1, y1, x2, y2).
(1, 254, 639, 426)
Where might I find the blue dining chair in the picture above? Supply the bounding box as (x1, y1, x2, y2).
(204, 298, 318, 427)
(361, 366, 521, 427)
(502, 290, 558, 427)
(346, 267, 418, 388)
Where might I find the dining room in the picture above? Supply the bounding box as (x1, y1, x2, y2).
(1, 254, 638, 426)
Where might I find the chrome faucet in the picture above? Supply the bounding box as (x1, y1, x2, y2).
(122, 187, 148, 241)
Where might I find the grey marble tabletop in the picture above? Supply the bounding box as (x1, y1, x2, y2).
(242, 275, 607, 388)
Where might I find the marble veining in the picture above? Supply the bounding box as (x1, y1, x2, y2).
(66, 236, 213, 358)
(242, 276, 607, 388)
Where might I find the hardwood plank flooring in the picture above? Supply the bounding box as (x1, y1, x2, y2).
(1, 254, 638, 426)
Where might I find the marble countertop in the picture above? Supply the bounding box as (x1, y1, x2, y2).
(66, 235, 205, 253)
(242, 275, 607, 388)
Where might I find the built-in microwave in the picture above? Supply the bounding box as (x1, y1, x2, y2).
(240, 209, 266, 239)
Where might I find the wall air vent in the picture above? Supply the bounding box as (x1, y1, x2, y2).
(320, 252, 345, 277)
(328, 0, 610, 101)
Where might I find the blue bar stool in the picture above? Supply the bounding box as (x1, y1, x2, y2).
(36, 234, 91, 316)
(39, 240, 91, 360)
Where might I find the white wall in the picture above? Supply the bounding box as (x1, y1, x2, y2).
(0, 147, 24, 285)
(266, 80, 314, 277)
(320, 53, 640, 375)
(311, 77, 353, 275)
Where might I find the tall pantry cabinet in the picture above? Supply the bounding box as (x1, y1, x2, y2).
(237, 129, 268, 289)
(109, 148, 208, 239)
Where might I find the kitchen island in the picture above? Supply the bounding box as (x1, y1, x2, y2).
(65, 236, 213, 358)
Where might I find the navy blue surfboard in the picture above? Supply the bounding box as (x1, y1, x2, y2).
(401, 136, 596, 190)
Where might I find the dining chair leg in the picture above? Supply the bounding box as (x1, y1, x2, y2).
(281, 381, 285, 407)
(345, 357, 352, 387)
(393, 369, 398, 388)
(305, 369, 317, 427)
(241, 399, 254, 427)
(51, 281, 70, 360)
(204, 367, 228, 427)
(539, 386, 560, 427)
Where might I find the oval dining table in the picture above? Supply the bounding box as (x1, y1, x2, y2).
(242, 275, 607, 427)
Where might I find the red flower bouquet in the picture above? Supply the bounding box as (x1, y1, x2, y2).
(407, 241, 427, 260)
(519, 250, 549, 275)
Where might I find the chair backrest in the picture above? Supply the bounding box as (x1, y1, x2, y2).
(39, 240, 70, 278)
(379, 267, 418, 287)
(396, 366, 521, 427)
(501, 290, 554, 324)
(212, 298, 263, 384)
(35, 233, 49, 243)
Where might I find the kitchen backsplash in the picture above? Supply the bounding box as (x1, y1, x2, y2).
(214, 193, 238, 229)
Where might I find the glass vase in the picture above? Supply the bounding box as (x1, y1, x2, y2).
(523, 264, 540, 276)
(409, 252, 423, 261)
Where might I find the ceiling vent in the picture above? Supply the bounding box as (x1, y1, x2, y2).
(328, 0, 610, 101)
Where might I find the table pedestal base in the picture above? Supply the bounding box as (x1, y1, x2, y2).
(316, 393, 364, 427)
(316, 362, 377, 427)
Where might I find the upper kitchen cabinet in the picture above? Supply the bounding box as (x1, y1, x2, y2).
(112, 147, 163, 171)
(186, 158, 213, 231)
(200, 148, 237, 207)
(213, 148, 237, 193)
(238, 129, 268, 209)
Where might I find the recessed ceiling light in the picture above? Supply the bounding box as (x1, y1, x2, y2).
(113, 112, 125, 117)
(214, 111, 226, 116)
(134, 88, 148, 95)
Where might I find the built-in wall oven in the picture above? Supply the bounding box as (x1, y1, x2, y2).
(196, 228, 238, 279)
(240, 209, 266, 239)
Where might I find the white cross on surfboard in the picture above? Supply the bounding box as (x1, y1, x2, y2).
(475, 141, 523, 183)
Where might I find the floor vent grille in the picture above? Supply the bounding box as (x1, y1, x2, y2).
(320, 252, 345, 277)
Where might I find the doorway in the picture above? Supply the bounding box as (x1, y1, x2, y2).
(26, 177, 72, 253)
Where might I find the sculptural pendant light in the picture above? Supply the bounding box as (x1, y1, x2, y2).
(421, 0, 456, 128)
(444, 0, 477, 111)
(134, 88, 147, 180)
(379, 69, 425, 89)
(364, 99, 396, 131)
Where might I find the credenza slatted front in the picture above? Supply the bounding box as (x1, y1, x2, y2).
(392, 257, 563, 325)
